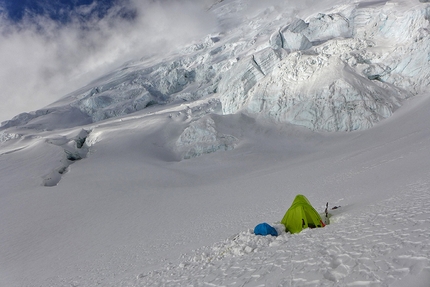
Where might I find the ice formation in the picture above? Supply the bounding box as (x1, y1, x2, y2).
(174, 116, 238, 159)
(2, 0, 430, 155)
(42, 129, 91, 186)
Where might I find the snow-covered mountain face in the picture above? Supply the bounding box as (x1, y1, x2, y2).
(1, 0, 430, 158)
(3, 2, 430, 286)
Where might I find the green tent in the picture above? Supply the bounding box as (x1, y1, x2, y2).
(281, 195, 325, 234)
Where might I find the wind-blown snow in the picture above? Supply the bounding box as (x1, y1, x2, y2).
(1, 0, 430, 286)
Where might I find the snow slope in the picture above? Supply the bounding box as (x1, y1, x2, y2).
(1, 0, 430, 286)
(3, 79, 430, 287)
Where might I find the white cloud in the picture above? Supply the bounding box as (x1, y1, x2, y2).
(0, 0, 218, 123)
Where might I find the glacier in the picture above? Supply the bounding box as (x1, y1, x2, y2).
(3, 1, 430, 286)
(2, 0, 430, 157)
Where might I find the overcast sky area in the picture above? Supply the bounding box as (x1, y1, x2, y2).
(0, 0, 221, 123)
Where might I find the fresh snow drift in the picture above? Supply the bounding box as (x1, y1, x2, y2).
(1, 0, 430, 286)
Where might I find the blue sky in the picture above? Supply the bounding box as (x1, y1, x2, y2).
(1, 0, 116, 23)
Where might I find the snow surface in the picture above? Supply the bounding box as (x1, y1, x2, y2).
(1, 0, 430, 286)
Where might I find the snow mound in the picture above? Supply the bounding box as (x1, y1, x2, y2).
(0, 132, 20, 143)
(174, 116, 238, 159)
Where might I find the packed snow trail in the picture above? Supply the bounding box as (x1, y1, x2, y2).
(132, 181, 430, 286)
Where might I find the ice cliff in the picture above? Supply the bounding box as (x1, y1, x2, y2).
(2, 0, 430, 157)
(218, 2, 429, 131)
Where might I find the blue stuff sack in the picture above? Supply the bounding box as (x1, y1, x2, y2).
(254, 222, 278, 236)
